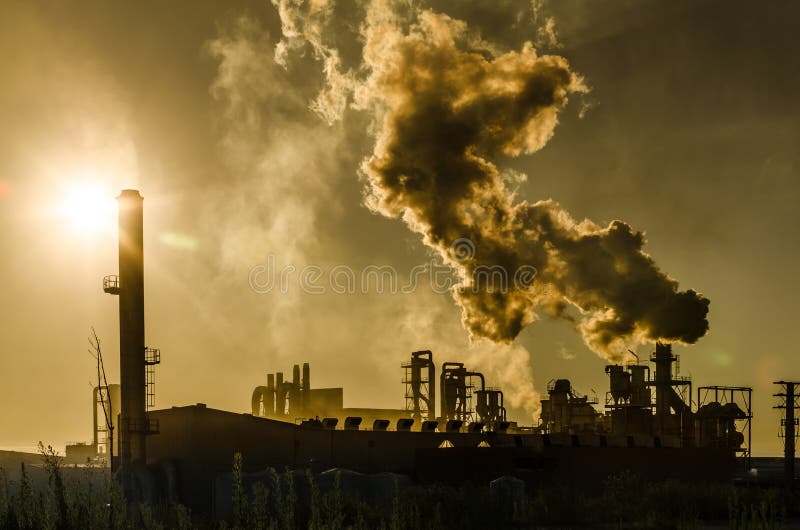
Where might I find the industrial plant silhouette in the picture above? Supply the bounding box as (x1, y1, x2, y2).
(3, 0, 800, 526)
(46, 188, 795, 525)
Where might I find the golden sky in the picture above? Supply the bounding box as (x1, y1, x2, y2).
(0, 1, 798, 455)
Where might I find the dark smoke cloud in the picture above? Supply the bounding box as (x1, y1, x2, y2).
(275, 0, 710, 357)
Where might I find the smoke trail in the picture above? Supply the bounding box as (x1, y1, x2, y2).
(272, 0, 710, 358)
(270, 0, 357, 124)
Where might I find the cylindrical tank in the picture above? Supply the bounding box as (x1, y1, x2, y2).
(302, 363, 310, 392)
(107, 384, 121, 456)
(93, 384, 122, 457)
(629, 365, 647, 386)
(628, 365, 651, 407)
(728, 430, 745, 448)
(440, 363, 463, 421)
(93, 387, 100, 448)
(276, 372, 284, 415)
(488, 390, 500, 420)
(606, 365, 632, 404)
(444, 378, 459, 419)
(289, 365, 301, 415)
(539, 398, 552, 427)
(475, 390, 488, 420)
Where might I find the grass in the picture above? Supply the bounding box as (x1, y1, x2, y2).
(0, 448, 795, 529)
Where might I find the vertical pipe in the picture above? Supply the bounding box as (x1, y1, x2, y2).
(302, 363, 310, 414)
(276, 372, 284, 414)
(428, 356, 436, 421)
(411, 358, 422, 419)
(267, 374, 275, 415)
(117, 190, 146, 482)
(291, 365, 300, 416)
(302, 363, 310, 391)
(264, 374, 275, 417)
(440, 370, 447, 420)
(786, 382, 796, 487)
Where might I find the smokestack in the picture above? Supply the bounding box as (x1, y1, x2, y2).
(302, 363, 310, 412)
(117, 190, 146, 480)
(276, 372, 284, 415)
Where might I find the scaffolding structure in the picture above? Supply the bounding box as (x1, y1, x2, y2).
(402, 350, 435, 421)
(774, 381, 800, 487)
(697, 385, 752, 469)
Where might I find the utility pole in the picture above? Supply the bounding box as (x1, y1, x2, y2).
(774, 381, 800, 488)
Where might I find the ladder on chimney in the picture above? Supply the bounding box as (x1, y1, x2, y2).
(145, 347, 161, 410)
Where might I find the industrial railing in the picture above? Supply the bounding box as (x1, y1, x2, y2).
(144, 347, 161, 365)
(119, 417, 159, 435)
(102, 275, 120, 294)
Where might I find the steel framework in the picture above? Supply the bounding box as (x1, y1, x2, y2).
(774, 381, 800, 487)
(697, 385, 752, 469)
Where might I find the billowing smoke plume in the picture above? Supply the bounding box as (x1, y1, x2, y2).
(273, 0, 710, 357)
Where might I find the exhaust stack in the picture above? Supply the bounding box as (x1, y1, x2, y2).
(104, 190, 159, 495)
(118, 190, 147, 475)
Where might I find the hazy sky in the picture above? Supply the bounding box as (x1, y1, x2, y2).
(1, 0, 798, 456)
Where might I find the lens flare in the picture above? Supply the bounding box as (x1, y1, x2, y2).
(58, 181, 116, 235)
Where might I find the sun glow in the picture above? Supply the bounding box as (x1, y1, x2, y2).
(58, 181, 116, 235)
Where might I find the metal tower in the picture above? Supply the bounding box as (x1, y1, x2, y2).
(774, 381, 800, 487)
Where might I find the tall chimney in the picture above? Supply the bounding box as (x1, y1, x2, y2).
(117, 190, 147, 479)
(302, 363, 310, 413)
(276, 372, 284, 415)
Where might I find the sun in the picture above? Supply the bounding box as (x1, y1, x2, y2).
(58, 181, 116, 235)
